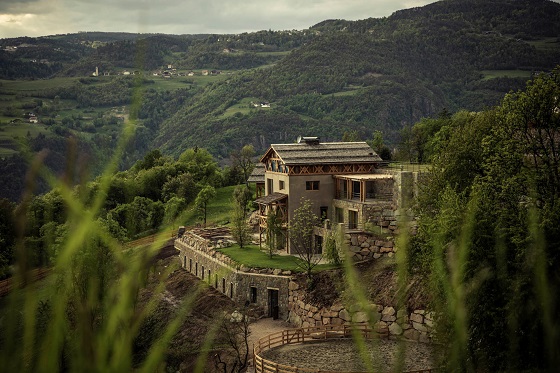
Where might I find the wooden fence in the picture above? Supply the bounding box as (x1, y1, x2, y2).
(253, 324, 437, 373)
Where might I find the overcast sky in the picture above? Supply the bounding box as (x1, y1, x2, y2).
(0, 0, 437, 38)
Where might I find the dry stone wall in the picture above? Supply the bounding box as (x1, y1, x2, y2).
(287, 280, 434, 343)
(175, 232, 292, 319)
(345, 231, 396, 261)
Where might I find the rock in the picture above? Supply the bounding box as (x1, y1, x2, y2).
(272, 268, 282, 275)
(331, 317, 344, 325)
(288, 281, 299, 291)
(352, 311, 369, 323)
(410, 313, 424, 324)
(381, 314, 396, 322)
(282, 270, 292, 275)
(373, 253, 382, 259)
(403, 329, 420, 341)
(382, 306, 396, 316)
(389, 322, 403, 335)
(339, 309, 351, 322)
(412, 322, 427, 332)
(331, 303, 344, 312)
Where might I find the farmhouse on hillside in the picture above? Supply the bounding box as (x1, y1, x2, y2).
(250, 137, 415, 255)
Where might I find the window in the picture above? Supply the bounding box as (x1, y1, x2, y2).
(352, 181, 361, 199)
(201, 266, 205, 280)
(189, 259, 192, 272)
(222, 278, 226, 293)
(349, 210, 358, 229)
(208, 270, 211, 283)
(250, 287, 257, 303)
(279, 180, 285, 190)
(306, 181, 320, 190)
(230, 283, 234, 298)
(335, 207, 344, 223)
(195, 263, 198, 276)
(320, 206, 328, 222)
(267, 178, 273, 194)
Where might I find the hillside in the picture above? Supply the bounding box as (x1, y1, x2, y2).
(153, 0, 560, 156)
(1, 0, 560, 199)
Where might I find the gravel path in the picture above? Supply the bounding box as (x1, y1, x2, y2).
(246, 318, 293, 372)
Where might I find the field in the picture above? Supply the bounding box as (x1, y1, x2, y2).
(219, 97, 264, 119)
(0, 122, 52, 157)
(479, 69, 532, 80)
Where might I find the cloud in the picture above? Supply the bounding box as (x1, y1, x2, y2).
(0, 0, 434, 38)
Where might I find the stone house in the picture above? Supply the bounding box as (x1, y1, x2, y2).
(250, 137, 413, 255)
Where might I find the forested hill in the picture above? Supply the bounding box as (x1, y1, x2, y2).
(153, 0, 560, 156)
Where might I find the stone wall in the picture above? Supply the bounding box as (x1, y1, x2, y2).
(345, 231, 396, 261)
(175, 233, 292, 319)
(288, 280, 434, 343)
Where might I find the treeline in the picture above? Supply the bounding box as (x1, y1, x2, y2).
(407, 68, 560, 371)
(0, 145, 249, 278)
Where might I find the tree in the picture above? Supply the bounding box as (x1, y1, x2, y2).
(178, 147, 221, 186)
(214, 310, 251, 373)
(368, 130, 392, 161)
(231, 145, 255, 187)
(264, 207, 283, 258)
(411, 68, 560, 371)
(288, 198, 321, 279)
(341, 130, 359, 142)
(195, 185, 216, 227)
(230, 186, 252, 248)
(0, 199, 16, 279)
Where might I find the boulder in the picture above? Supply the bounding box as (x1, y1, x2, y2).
(389, 322, 403, 335)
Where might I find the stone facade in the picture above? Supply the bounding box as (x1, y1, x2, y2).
(287, 280, 435, 343)
(175, 231, 292, 319)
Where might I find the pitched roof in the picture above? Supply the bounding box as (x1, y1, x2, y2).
(262, 142, 382, 165)
(247, 163, 265, 183)
(254, 192, 287, 205)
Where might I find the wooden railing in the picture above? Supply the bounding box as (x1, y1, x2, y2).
(253, 324, 438, 373)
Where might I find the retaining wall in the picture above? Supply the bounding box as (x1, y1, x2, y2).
(288, 280, 434, 343)
(175, 232, 292, 319)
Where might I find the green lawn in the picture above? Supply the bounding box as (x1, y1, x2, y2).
(177, 184, 239, 228)
(217, 244, 339, 272)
